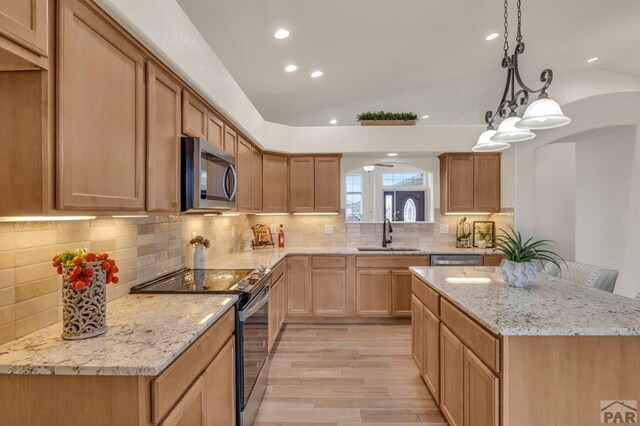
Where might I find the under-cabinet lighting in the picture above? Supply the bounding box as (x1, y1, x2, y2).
(446, 277, 493, 284)
(254, 213, 289, 216)
(220, 212, 241, 217)
(112, 215, 150, 218)
(0, 216, 97, 222)
(292, 212, 339, 216)
(444, 212, 492, 216)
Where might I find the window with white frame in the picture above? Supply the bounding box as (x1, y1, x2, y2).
(346, 174, 363, 221)
(382, 172, 424, 186)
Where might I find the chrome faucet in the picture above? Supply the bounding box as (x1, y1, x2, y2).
(382, 219, 393, 248)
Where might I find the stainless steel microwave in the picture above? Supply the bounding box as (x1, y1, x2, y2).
(181, 137, 237, 212)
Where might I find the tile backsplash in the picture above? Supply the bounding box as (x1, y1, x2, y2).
(0, 214, 248, 345)
(0, 210, 512, 345)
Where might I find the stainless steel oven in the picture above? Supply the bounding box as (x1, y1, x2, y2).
(181, 137, 237, 212)
(237, 285, 269, 426)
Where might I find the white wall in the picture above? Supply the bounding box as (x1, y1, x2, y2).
(533, 143, 576, 260)
(574, 126, 638, 297)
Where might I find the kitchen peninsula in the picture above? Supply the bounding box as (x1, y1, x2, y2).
(410, 266, 640, 426)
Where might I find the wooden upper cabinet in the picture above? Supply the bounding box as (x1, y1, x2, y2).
(224, 126, 237, 157)
(251, 147, 262, 212)
(206, 111, 224, 150)
(0, 0, 47, 56)
(236, 137, 252, 212)
(473, 154, 501, 213)
(314, 156, 340, 212)
(262, 153, 288, 212)
(57, 0, 145, 210)
(439, 153, 501, 214)
(289, 156, 315, 212)
(147, 63, 181, 212)
(181, 91, 207, 139)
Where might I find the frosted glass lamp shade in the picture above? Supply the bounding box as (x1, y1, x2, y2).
(362, 165, 375, 172)
(516, 97, 572, 129)
(491, 116, 536, 143)
(472, 129, 510, 152)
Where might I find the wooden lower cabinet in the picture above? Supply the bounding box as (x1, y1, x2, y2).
(422, 305, 440, 403)
(202, 337, 236, 426)
(287, 256, 311, 315)
(440, 324, 464, 426)
(356, 270, 392, 316)
(392, 270, 412, 316)
(463, 347, 499, 426)
(160, 377, 204, 426)
(312, 269, 347, 316)
(411, 295, 424, 370)
(268, 270, 287, 351)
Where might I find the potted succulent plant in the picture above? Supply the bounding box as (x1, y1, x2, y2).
(493, 227, 565, 288)
(357, 111, 418, 126)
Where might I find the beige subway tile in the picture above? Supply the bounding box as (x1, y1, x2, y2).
(14, 230, 56, 249)
(0, 287, 15, 307)
(90, 239, 117, 254)
(15, 276, 59, 302)
(0, 269, 14, 289)
(16, 307, 58, 338)
(14, 262, 55, 285)
(89, 225, 136, 241)
(116, 235, 138, 249)
(0, 233, 14, 251)
(14, 221, 55, 232)
(0, 250, 14, 270)
(15, 292, 59, 321)
(136, 234, 154, 246)
(56, 228, 89, 246)
(115, 247, 137, 261)
(0, 304, 15, 326)
(0, 322, 16, 345)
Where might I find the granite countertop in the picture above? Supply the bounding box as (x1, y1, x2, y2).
(410, 266, 640, 336)
(0, 294, 237, 376)
(206, 246, 493, 270)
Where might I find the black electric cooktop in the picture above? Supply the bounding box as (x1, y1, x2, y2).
(130, 268, 265, 295)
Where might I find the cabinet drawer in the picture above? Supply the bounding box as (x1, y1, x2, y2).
(152, 307, 235, 423)
(441, 299, 499, 373)
(411, 276, 440, 316)
(356, 256, 428, 269)
(311, 256, 346, 268)
(271, 260, 285, 282)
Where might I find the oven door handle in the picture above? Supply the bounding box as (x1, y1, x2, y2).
(239, 287, 269, 322)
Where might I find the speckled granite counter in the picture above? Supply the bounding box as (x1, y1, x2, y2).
(205, 246, 492, 270)
(0, 294, 237, 376)
(410, 266, 640, 336)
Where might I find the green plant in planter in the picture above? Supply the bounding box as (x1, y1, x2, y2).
(494, 227, 566, 271)
(356, 111, 418, 121)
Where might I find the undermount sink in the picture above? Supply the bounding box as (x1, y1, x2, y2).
(357, 247, 420, 252)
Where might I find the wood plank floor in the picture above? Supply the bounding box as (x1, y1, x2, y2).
(254, 324, 447, 425)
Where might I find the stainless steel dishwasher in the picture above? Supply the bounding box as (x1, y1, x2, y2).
(430, 254, 483, 266)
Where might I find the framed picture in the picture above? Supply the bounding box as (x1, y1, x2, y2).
(251, 224, 275, 248)
(473, 221, 495, 248)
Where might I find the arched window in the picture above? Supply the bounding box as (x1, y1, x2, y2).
(403, 198, 417, 222)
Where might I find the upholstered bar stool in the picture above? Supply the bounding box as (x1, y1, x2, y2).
(544, 261, 619, 293)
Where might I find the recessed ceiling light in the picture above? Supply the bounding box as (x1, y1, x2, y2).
(587, 56, 599, 63)
(284, 64, 298, 72)
(329, 119, 337, 125)
(421, 114, 430, 119)
(485, 32, 500, 41)
(274, 29, 290, 39)
(387, 153, 398, 157)
(310, 71, 323, 78)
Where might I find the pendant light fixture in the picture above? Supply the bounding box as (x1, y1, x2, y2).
(478, 0, 570, 148)
(472, 127, 511, 152)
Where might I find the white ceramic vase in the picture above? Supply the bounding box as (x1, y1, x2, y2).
(193, 244, 206, 269)
(500, 259, 537, 288)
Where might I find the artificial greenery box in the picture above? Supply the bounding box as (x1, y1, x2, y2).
(357, 111, 418, 126)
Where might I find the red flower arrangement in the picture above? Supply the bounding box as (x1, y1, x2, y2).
(52, 249, 119, 291)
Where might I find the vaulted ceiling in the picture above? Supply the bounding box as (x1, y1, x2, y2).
(177, 0, 640, 127)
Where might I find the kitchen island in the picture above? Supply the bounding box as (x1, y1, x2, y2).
(410, 266, 640, 426)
